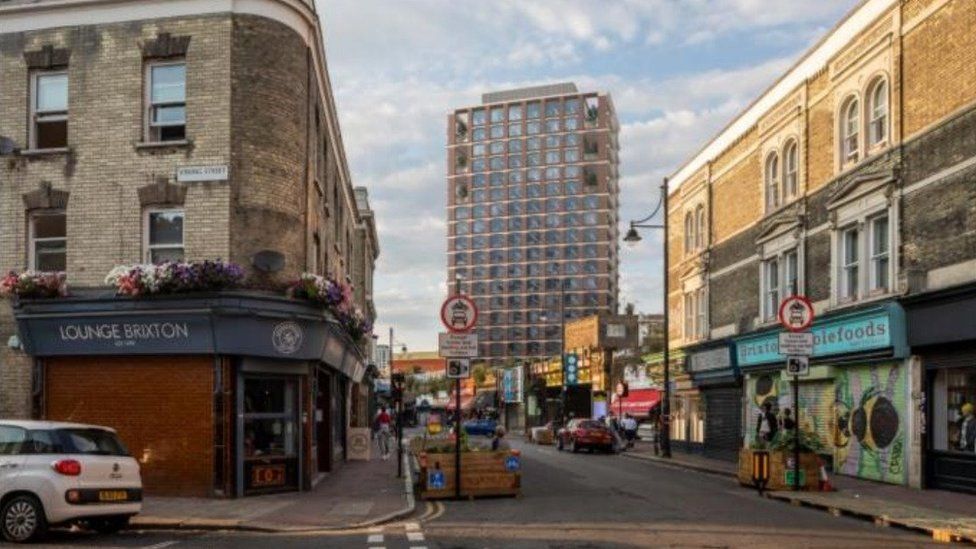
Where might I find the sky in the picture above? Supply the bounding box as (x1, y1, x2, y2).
(318, 0, 857, 352)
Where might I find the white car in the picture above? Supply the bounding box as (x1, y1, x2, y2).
(0, 420, 142, 543)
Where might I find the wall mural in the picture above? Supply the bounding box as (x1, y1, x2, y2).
(833, 362, 906, 484)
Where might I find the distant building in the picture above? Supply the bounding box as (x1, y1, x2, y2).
(373, 344, 392, 379)
(392, 351, 446, 382)
(446, 82, 621, 367)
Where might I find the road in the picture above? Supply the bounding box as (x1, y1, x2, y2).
(31, 439, 937, 548)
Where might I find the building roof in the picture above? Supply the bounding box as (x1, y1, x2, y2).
(668, 0, 896, 191)
(482, 82, 579, 104)
(393, 351, 441, 361)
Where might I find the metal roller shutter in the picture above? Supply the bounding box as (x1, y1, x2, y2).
(797, 380, 835, 456)
(703, 386, 743, 462)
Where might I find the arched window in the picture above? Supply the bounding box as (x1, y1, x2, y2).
(765, 152, 780, 210)
(783, 140, 798, 199)
(841, 96, 860, 163)
(684, 212, 694, 254)
(869, 79, 888, 146)
(695, 205, 705, 250)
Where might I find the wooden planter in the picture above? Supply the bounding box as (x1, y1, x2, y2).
(737, 448, 820, 491)
(416, 450, 521, 500)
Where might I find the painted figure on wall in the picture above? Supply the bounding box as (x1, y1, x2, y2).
(834, 362, 906, 484)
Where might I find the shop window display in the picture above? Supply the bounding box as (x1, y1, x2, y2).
(933, 368, 976, 453)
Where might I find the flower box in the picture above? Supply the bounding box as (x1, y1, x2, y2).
(737, 448, 820, 491)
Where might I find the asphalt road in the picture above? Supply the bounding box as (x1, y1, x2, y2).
(27, 438, 938, 548)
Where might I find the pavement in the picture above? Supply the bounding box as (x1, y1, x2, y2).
(131, 450, 415, 532)
(623, 439, 976, 544)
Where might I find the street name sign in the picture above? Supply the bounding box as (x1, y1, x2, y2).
(778, 295, 815, 332)
(778, 332, 814, 356)
(440, 295, 478, 333)
(786, 355, 810, 377)
(446, 358, 471, 379)
(438, 332, 478, 358)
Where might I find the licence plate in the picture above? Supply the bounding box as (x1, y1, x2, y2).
(98, 490, 128, 502)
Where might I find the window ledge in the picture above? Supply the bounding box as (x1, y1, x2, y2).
(828, 291, 897, 313)
(135, 139, 193, 151)
(19, 147, 70, 157)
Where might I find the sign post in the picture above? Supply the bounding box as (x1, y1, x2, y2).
(777, 295, 815, 492)
(441, 286, 478, 500)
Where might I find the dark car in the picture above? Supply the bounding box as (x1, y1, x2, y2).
(557, 419, 614, 453)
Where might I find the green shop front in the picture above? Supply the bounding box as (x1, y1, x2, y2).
(735, 303, 912, 485)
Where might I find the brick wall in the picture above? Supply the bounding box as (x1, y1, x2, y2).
(45, 356, 214, 497)
(712, 152, 761, 244)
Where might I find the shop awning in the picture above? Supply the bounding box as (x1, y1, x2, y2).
(610, 388, 661, 417)
(445, 395, 474, 411)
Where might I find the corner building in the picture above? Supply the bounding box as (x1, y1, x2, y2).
(0, 0, 378, 497)
(447, 83, 620, 366)
(666, 0, 976, 492)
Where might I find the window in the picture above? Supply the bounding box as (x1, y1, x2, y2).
(841, 97, 860, 163)
(696, 288, 707, 339)
(508, 123, 522, 137)
(146, 62, 186, 142)
(30, 71, 68, 149)
(472, 108, 486, 126)
(684, 294, 694, 338)
(869, 79, 888, 147)
(764, 258, 779, 321)
(841, 226, 859, 300)
(508, 105, 522, 121)
(785, 249, 798, 296)
(30, 211, 66, 271)
(931, 368, 976, 453)
(870, 215, 889, 292)
(684, 212, 694, 254)
(526, 102, 541, 119)
(783, 140, 798, 199)
(490, 106, 504, 123)
(695, 205, 705, 250)
(765, 152, 780, 210)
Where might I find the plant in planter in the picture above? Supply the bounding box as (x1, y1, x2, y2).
(585, 104, 599, 124)
(105, 260, 245, 296)
(455, 118, 468, 140)
(0, 271, 68, 299)
(337, 306, 373, 343)
(287, 272, 345, 308)
(455, 152, 469, 172)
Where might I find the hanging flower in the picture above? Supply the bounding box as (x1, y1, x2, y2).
(0, 271, 68, 299)
(106, 260, 245, 296)
(288, 273, 373, 342)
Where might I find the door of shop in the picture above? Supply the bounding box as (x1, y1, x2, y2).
(703, 387, 742, 462)
(240, 376, 300, 496)
(926, 362, 976, 493)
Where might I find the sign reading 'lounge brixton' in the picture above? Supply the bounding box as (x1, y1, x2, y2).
(26, 316, 213, 355)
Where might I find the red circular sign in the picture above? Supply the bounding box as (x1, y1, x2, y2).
(440, 295, 478, 333)
(778, 295, 815, 332)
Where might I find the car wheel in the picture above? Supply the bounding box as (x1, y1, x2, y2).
(1, 494, 48, 543)
(88, 515, 130, 535)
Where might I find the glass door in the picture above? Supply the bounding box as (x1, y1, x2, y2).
(241, 376, 299, 495)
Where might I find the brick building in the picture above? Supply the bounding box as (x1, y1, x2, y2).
(446, 83, 621, 367)
(665, 0, 976, 492)
(0, 0, 378, 497)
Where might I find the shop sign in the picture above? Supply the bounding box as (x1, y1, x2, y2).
(23, 315, 213, 355)
(502, 366, 522, 403)
(687, 346, 733, 373)
(736, 307, 899, 367)
(438, 332, 478, 358)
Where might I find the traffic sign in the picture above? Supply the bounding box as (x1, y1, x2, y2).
(778, 332, 814, 356)
(778, 295, 815, 332)
(428, 469, 446, 490)
(438, 332, 478, 358)
(441, 295, 478, 333)
(446, 358, 471, 379)
(505, 455, 520, 472)
(786, 355, 809, 376)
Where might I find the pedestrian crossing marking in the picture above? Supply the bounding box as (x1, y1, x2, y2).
(367, 534, 384, 543)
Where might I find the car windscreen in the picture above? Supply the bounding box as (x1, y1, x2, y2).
(578, 421, 606, 430)
(56, 428, 130, 457)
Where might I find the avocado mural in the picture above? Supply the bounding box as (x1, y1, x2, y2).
(833, 362, 907, 484)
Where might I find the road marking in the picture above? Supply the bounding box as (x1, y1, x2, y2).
(404, 521, 421, 531)
(407, 531, 425, 541)
(367, 534, 384, 543)
(142, 542, 180, 549)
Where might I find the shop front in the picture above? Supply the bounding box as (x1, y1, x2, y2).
(735, 303, 912, 485)
(686, 343, 740, 462)
(644, 350, 702, 453)
(14, 292, 367, 498)
(903, 283, 976, 493)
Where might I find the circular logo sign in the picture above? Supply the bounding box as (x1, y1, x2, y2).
(440, 295, 478, 333)
(778, 295, 815, 332)
(272, 321, 304, 355)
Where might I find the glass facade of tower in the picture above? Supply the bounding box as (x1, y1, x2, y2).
(447, 85, 620, 365)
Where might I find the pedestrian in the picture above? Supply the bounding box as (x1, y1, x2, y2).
(756, 402, 778, 443)
(622, 413, 638, 449)
(781, 407, 796, 431)
(375, 405, 393, 460)
(491, 425, 508, 451)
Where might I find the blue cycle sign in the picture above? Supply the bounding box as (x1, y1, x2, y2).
(428, 469, 445, 490)
(505, 455, 520, 471)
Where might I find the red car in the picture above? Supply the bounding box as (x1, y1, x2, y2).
(557, 419, 614, 453)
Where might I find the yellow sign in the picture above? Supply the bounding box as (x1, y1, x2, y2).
(565, 316, 600, 350)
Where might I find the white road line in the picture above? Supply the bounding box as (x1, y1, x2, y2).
(404, 521, 421, 531)
(367, 534, 384, 543)
(410, 546, 428, 549)
(368, 546, 385, 549)
(141, 542, 180, 549)
(407, 531, 425, 542)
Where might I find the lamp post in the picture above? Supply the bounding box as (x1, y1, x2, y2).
(453, 272, 463, 500)
(389, 327, 407, 477)
(623, 177, 671, 459)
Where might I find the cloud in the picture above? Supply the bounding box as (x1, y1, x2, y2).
(318, 0, 858, 350)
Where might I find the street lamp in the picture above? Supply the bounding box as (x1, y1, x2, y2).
(623, 177, 671, 459)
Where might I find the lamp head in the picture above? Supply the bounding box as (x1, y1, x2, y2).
(623, 226, 642, 248)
